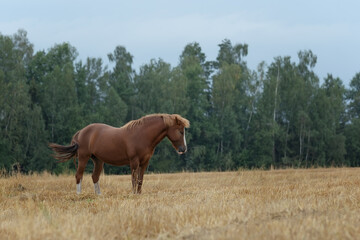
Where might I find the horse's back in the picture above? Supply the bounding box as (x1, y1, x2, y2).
(78, 123, 112, 138)
(77, 123, 129, 165)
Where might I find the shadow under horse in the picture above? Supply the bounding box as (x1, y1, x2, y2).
(49, 114, 190, 194)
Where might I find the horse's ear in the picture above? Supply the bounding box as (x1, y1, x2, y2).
(174, 116, 181, 126)
(173, 114, 190, 128)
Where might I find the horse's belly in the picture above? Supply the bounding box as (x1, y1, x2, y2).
(103, 157, 130, 166)
(94, 151, 130, 166)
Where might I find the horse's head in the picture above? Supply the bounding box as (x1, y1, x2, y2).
(166, 115, 190, 155)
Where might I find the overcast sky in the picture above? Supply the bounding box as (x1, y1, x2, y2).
(1, 0, 359, 85)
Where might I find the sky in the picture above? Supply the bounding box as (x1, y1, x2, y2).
(1, 0, 359, 85)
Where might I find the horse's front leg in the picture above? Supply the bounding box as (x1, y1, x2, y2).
(130, 159, 140, 194)
(137, 161, 149, 194)
(131, 168, 139, 194)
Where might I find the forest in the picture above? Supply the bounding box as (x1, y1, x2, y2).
(1, 29, 360, 174)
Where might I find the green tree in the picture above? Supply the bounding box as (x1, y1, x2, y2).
(0, 30, 49, 172)
(108, 46, 135, 120)
(309, 75, 346, 166)
(322, 75, 346, 165)
(344, 73, 360, 166)
(178, 43, 211, 170)
(212, 63, 242, 169)
(211, 39, 255, 169)
(26, 43, 82, 172)
(133, 58, 184, 172)
(253, 51, 320, 168)
(347, 72, 360, 118)
(134, 59, 173, 115)
(99, 86, 128, 127)
(344, 119, 360, 166)
(74, 57, 107, 125)
(36, 44, 81, 144)
(216, 39, 248, 67)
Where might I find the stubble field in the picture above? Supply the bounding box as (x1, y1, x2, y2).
(1, 168, 360, 239)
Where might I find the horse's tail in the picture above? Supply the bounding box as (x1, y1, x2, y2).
(49, 130, 81, 167)
(49, 143, 78, 162)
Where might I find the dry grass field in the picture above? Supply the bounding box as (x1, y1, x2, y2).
(1, 168, 360, 240)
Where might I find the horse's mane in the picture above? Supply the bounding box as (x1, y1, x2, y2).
(123, 114, 190, 130)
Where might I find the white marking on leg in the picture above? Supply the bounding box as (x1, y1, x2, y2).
(76, 179, 82, 194)
(94, 182, 101, 195)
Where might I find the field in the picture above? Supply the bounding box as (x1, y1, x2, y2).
(1, 168, 360, 240)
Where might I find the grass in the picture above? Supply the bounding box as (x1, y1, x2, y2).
(1, 168, 360, 239)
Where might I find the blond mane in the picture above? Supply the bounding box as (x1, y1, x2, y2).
(123, 114, 190, 130)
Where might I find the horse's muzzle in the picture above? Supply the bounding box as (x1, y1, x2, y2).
(178, 146, 187, 154)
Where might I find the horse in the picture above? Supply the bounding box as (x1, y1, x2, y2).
(49, 113, 190, 195)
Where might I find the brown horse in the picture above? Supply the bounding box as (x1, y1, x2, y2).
(49, 114, 189, 194)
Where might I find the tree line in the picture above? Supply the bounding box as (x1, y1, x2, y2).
(1, 30, 360, 174)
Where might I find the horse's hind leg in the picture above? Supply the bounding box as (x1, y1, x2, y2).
(75, 154, 89, 194)
(91, 155, 104, 195)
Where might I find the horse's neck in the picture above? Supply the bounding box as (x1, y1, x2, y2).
(137, 118, 167, 149)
